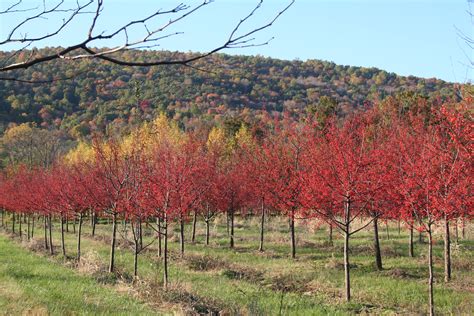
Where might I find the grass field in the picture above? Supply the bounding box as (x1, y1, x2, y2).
(0, 215, 473, 315)
(0, 234, 155, 315)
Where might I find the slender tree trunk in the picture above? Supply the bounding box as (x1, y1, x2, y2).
(344, 228, 351, 302)
(191, 211, 197, 243)
(461, 218, 465, 239)
(229, 209, 235, 249)
(19, 213, 22, 239)
(48, 215, 54, 255)
(27, 215, 30, 241)
(163, 214, 168, 289)
(108, 213, 117, 273)
(427, 227, 435, 316)
(179, 216, 185, 256)
(373, 216, 383, 271)
(205, 205, 210, 246)
(205, 217, 210, 246)
(398, 220, 401, 235)
(12, 212, 15, 234)
(259, 199, 265, 252)
(60, 216, 66, 257)
(443, 216, 451, 282)
(409, 225, 414, 257)
(44, 215, 48, 250)
(77, 213, 83, 262)
(343, 198, 351, 302)
(91, 211, 96, 237)
(139, 218, 143, 250)
(134, 239, 139, 278)
(419, 230, 423, 244)
(73, 216, 76, 234)
(31, 215, 35, 239)
(289, 210, 296, 259)
(328, 223, 333, 246)
(156, 217, 162, 257)
(134, 221, 139, 278)
(66, 216, 69, 233)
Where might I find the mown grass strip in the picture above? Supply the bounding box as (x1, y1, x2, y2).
(0, 234, 156, 315)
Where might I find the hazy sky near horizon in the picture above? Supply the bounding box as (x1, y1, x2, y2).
(1, 0, 472, 83)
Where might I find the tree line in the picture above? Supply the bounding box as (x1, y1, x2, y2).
(0, 48, 463, 138)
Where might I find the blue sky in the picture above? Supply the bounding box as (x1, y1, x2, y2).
(1, 0, 472, 83)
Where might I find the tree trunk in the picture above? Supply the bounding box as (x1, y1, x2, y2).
(373, 216, 383, 270)
(27, 215, 30, 241)
(163, 214, 168, 289)
(60, 216, 66, 257)
(409, 225, 414, 257)
(205, 217, 210, 246)
(427, 227, 435, 316)
(385, 221, 390, 240)
(73, 216, 76, 234)
(205, 205, 211, 246)
(289, 210, 296, 259)
(191, 211, 197, 243)
(328, 223, 333, 246)
(43, 215, 48, 250)
(77, 213, 83, 262)
(443, 216, 451, 283)
(398, 220, 401, 235)
(1, 209, 4, 227)
(66, 216, 69, 233)
(259, 199, 265, 252)
(343, 198, 351, 302)
(19, 213, 22, 239)
(31, 215, 35, 239)
(134, 221, 139, 278)
(461, 218, 465, 239)
(48, 215, 54, 255)
(91, 211, 96, 237)
(344, 229, 351, 302)
(139, 218, 143, 250)
(108, 213, 117, 273)
(12, 212, 15, 234)
(157, 217, 162, 257)
(229, 209, 235, 249)
(419, 230, 423, 243)
(180, 216, 185, 256)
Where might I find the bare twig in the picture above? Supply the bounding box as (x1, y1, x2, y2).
(0, 0, 295, 75)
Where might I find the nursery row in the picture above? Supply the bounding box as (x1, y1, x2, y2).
(0, 100, 472, 315)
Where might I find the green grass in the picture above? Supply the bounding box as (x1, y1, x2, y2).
(0, 234, 156, 315)
(1, 215, 473, 315)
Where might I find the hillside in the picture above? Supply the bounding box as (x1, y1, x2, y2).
(0, 48, 461, 138)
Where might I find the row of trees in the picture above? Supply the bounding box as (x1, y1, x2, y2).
(0, 98, 472, 315)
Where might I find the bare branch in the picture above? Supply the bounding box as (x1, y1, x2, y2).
(0, 0, 295, 75)
(0, 0, 38, 15)
(1, 0, 95, 45)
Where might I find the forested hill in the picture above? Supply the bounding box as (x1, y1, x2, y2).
(0, 48, 462, 138)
